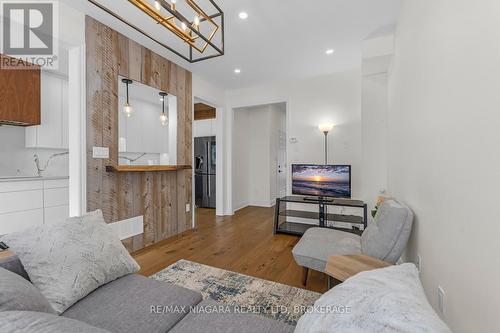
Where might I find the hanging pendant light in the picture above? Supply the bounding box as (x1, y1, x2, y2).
(122, 78, 133, 118)
(159, 92, 168, 126)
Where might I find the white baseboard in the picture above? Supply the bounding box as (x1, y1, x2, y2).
(249, 200, 275, 208)
(233, 201, 250, 212)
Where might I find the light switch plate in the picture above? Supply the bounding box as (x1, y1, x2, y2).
(186, 203, 191, 213)
(93, 147, 109, 159)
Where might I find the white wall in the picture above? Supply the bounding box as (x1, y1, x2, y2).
(226, 70, 362, 213)
(361, 73, 389, 213)
(233, 109, 251, 210)
(388, 1, 500, 332)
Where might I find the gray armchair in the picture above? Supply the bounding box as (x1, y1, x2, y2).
(292, 200, 414, 285)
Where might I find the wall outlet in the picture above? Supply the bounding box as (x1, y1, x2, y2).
(416, 255, 422, 273)
(438, 286, 446, 317)
(186, 203, 191, 213)
(92, 147, 109, 159)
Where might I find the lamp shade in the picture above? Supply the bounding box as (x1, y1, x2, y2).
(319, 123, 335, 133)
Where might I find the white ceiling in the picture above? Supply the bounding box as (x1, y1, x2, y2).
(69, 0, 401, 89)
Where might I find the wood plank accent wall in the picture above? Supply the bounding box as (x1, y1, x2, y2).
(85, 16, 193, 252)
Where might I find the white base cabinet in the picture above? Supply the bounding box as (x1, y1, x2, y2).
(0, 178, 69, 235)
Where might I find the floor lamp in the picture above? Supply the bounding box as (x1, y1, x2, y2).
(318, 123, 335, 165)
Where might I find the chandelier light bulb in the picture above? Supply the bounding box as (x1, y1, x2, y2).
(154, 0, 161, 11)
(194, 15, 200, 26)
(181, 22, 187, 31)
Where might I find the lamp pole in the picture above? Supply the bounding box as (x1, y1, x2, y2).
(323, 131, 328, 165)
(319, 123, 334, 165)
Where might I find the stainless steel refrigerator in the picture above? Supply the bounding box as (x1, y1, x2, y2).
(195, 136, 216, 208)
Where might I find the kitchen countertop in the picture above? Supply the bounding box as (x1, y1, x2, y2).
(0, 176, 69, 183)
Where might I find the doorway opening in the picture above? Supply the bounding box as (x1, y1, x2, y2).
(232, 102, 287, 212)
(193, 98, 217, 223)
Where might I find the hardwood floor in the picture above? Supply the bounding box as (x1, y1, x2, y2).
(133, 206, 328, 293)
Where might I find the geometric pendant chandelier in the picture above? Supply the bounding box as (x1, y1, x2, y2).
(88, 0, 224, 63)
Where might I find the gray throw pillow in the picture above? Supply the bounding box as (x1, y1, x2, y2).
(0, 311, 112, 333)
(0, 267, 55, 314)
(1, 210, 140, 314)
(295, 264, 451, 333)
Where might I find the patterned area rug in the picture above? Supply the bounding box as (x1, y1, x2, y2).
(151, 259, 321, 325)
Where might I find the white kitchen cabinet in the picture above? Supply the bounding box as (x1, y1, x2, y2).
(0, 178, 69, 235)
(0, 210, 44, 235)
(194, 119, 216, 138)
(25, 72, 69, 149)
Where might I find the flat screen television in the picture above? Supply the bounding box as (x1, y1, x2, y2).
(292, 164, 351, 198)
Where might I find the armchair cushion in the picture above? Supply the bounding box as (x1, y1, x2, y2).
(361, 200, 413, 263)
(292, 228, 361, 272)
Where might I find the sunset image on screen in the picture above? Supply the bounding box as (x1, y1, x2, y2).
(292, 165, 351, 198)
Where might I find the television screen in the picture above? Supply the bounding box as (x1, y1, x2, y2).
(292, 164, 351, 198)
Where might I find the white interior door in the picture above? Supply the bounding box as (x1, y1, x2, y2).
(277, 130, 287, 198)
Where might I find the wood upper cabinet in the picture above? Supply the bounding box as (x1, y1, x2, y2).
(0, 55, 41, 126)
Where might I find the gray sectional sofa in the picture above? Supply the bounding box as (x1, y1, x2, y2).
(0, 254, 294, 333)
(0, 208, 451, 333)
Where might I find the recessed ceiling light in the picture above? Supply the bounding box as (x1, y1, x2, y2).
(326, 49, 335, 55)
(239, 12, 248, 20)
(234, 68, 241, 74)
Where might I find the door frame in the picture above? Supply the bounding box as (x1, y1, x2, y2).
(228, 99, 289, 215)
(192, 96, 225, 219)
(276, 128, 287, 199)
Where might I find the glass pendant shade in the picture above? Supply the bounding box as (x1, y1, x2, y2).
(160, 112, 168, 126)
(159, 91, 169, 126)
(122, 78, 134, 118)
(124, 103, 133, 118)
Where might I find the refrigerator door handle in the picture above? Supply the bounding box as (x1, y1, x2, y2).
(207, 141, 210, 197)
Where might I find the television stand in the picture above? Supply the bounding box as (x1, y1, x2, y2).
(303, 196, 334, 202)
(274, 196, 368, 237)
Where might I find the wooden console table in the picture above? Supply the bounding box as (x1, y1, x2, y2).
(325, 255, 391, 283)
(274, 196, 368, 236)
